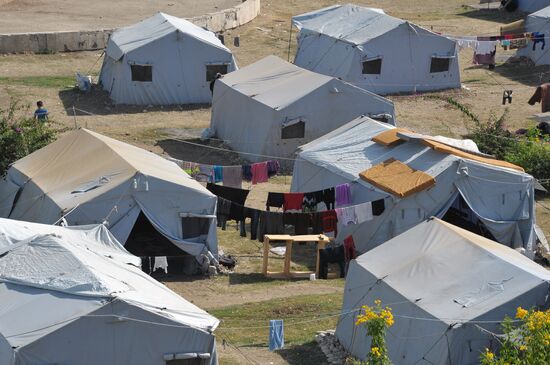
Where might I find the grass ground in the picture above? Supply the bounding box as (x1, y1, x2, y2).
(1, 1, 549, 364)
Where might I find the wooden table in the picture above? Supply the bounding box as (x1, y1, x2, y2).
(262, 234, 331, 279)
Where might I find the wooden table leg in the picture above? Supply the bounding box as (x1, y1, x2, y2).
(316, 240, 327, 278)
(283, 239, 292, 276)
(262, 237, 270, 276)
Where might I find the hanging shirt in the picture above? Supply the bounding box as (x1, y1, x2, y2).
(242, 165, 253, 182)
(251, 162, 269, 184)
(222, 166, 242, 188)
(283, 192, 304, 211)
(322, 210, 338, 237)
(302, 192, 318, 212)
(323, 187, 335, 209)
(335, 207, 357, 226)
(213, 165, 223, 183)
(267, 160, 280, 177)
(266, 192, 285, 211)
(355, 201, 373, 223)
(343, 235, 356, 262)
(528, 83, 550, 113)
(473, 41, 497, 65)
(335, 183, 352, 207)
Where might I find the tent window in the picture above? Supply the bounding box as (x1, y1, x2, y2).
(430, 57, 450, 73)
(181, 216, 211, 240)
(362, 58, 382, 75)
(206, 64, 229, 81)
(281, 120, 305, 139)
(131, 64, 152, 82)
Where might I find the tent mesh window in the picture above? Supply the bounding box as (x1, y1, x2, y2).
(130, 64, 153, 82)
(362, 58, 382, 74)
(181, 217, 210, 241)
(281, 120, 305, 139)
(430, 57, 450, 73)
(206, 64, 229, 81)
(166, 360, 202, 365)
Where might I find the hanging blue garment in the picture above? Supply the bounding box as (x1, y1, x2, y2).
(213, 165, 223, 183)
(269, 319, 284, 351)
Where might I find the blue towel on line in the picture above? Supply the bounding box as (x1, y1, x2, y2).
(269, 319, 284, 351)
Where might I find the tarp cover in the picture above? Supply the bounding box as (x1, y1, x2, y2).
(359, 158, 436, 198)
(292, 116, 536, 253)
(292, 4, 460, 94)
(0, 218, 219, 365)
(210, 55, 396, 162)
(336, 218, 550, 364)
(0, 129, 218, 258)
(100, 12, 237, 105)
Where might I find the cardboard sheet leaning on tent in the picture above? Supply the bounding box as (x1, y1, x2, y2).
(336, 218, 550, 365)
(0, 128, 219, 268)
(0, 218, 219, 365)
(291, 116, 538, 256)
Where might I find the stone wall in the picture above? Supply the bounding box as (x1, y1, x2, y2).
(0, 0, 260, 54)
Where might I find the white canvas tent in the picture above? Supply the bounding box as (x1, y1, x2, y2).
(336, 218, 550, 364)
(0, 128, 218, 262)
(516, 6, 550, 65)
(0, 218, 219, 365)
(99, 12, 237, 105)
(292, 4, 460, 95)
(210, 55, 396, 162)
(292, 116, 537, 255)
(517, 0, 550, 13)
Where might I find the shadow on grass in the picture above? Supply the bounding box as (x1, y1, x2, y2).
(276, 341, 328, 365)
(58, 87, 209, 116)
(228, 272, 299, 285)
(458, 8, 525, 24)
(156, 138, 245, 165)
(491, 62, 550, 87)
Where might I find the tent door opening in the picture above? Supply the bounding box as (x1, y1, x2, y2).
(125, 212, 185, 256)
(441, 195, 496, 240)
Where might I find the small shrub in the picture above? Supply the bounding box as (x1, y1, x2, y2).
(470, 109, 517, 160)
(348, 300, 394, 365)
(480, 307, 550, 365)
(0, 100, 58, 176)
(506, 129, 550, 188)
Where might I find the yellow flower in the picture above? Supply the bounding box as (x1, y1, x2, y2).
(516, 307, 528, 320)
(485, 349, 494, 361)
(374, 299, 382, 306)
(519, 345, 527, 351)
(371, 347, 381, 357)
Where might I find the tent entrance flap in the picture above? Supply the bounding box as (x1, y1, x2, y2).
(359, 158, 436, 198)
(125, 212, 185, 256)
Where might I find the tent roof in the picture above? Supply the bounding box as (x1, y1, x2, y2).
(219, 55, 391, 110)
(353, 218, 550, 324)
(296, 116, 526, 185)
(7, 128, 213, 213)
(0, 218, 219, 347)
(106, 12, 230, 60)
(292, 4, 404, 44)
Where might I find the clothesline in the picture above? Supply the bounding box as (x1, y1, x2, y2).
(207, 182, 386, 242)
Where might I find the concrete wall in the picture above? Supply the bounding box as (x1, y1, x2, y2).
(0, 0, 260, 54)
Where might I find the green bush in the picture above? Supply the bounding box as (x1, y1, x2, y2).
(469, 110, 517, 160)
(506, 132, 550, 187)
(0, 100, 58, 176)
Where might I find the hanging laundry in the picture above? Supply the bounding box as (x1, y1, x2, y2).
(206, 183, 249, 222)
(448, 36, 478, 51)
(239, 208, 260, 240)
(335, 206, 358, 226)
(258, 211, 285, 242)
(502, 90, 513, 105)
(198, 164, 214, 183)
(354, 201, 373, 223)
(251, 162, 269, 184)
(284, 213, 311, 235)
(473, 41, 497, 66)
(269, 320, 284, 351)
(322, 210, 338, 237)
(222, 165, 242, 188)
(528, 83, 550, 113)
(216, 198, 232, 230)
(212, 165, 223, 183)
(283, 192, 304, 211)
(302, 192, 318, 212)
(532, 32, 545, 51)
(335, 183, 352, 207)
(311, 212, 323, 234)
(266, 192, 284, 211)
(242, 164, 253, 182)
(501, 39, 511, 50)
(267, 160, 281, 177)
(323, 187, 336, 210)
(343, 235, 357, 262)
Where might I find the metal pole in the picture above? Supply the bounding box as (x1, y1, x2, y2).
(72, 106, 77, 129)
